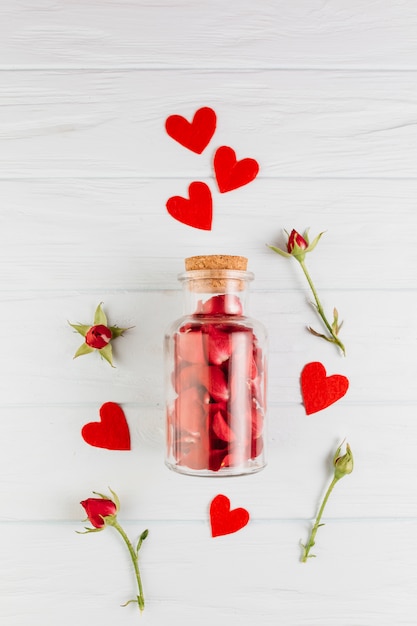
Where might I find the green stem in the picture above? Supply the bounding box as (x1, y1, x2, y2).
(298, 260, 346, 355)
(112, 521, 145, 611)
(302, 476, 340, 562)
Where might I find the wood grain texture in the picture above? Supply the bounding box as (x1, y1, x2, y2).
(0, 1, 416, 624)
(0, 70, 415, 177)
(1, 0, 417, 70)
(0, 403, 415, 521)
(1, 178, 416, 291)
(1, 521, 416, 626)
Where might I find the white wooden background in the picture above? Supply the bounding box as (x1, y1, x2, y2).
(1, 1, 416, 624)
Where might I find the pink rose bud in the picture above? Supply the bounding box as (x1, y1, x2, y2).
(80, 497, 117, 528)
(85, 324, 112, 349)
(287, 229, 308, 254)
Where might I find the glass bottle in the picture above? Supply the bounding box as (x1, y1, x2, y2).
(164, 255, 267, 477)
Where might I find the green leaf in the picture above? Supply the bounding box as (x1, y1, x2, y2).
(73, 343, 95, 359)
(306, 231, 325, 253)
(76, 527, 103, 534)
(136, 529, 149, 553)
(307, 327, 332, 341)
(109, 325, 129, 338)
(267, 244, 291, 259)
(302, 227, 310, 244)
(93, 302, 108, 326)
(99, 343, 114, 367)
(68, 322, 91, 337)
(107, 487, 120, 512)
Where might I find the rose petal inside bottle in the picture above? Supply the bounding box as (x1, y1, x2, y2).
(170, 295, 265, 472)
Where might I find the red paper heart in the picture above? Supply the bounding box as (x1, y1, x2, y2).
(165, 107, 217, 154)
(209, 494, 250, 537)
(166, 181, 213, 230)
(213, 146, 259, 193)
(82, 402, 131, 450)
(301, 361, 349, 415)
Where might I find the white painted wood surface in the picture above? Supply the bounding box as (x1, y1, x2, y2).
(1, 1, 416, 624)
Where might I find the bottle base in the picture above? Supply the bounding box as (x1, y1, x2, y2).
(165, 460, 267, 478)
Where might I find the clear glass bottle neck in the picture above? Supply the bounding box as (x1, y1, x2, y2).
(178, 269, 254, 316)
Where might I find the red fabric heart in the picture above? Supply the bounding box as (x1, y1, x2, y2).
(166, 181, 213, 230)
(209, 494, 250, 537)
(301, 361, 349, 415)
(165, 107, 217, 154)
(82, 402, 131, 450)
(213, 146, 259, 193)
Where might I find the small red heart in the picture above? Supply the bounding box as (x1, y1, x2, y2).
(209, 494, 250, 537)
(213, 146, 259, 193)
(82, 402, 131, 450)
(165, 107, 217, 154)
(301, 361, 349, 415)
(166, 181, 213, 230)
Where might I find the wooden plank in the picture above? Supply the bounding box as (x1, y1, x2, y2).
(0, 290, 413, 406)
(1, 178, 416, 291)
(0, 70, 416, 177)
(1, 1, 417, 70)
(0, 520, 416, 625)
(0, 402, 415, 520)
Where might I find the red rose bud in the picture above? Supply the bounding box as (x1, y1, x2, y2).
(79, 488, 147, 611)
(69, 303, 132, 366)
(287, 229, 308, 254)
(85, 324, 112, 349)
(268, 228, 323, 263)
(80, 497, 117, 528)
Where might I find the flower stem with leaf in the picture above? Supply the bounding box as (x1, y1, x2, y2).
(301, 442, 354, 562)
(79, 488, 148, 612)
(268, 229, 346, 356)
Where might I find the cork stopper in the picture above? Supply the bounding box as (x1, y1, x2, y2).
(183, 255, 249, 293)
(185, 255, 248, 271)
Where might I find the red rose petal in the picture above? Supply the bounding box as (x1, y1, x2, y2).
(212, 410, 236, 442)
(176, 364, 208, 393)
(201, 294, 243, 316)
(178, 438, 210, 470)
(207, 366, 230, 402)
(205, 325, 232, 365)
(176, 327, 206, 364)
(175, 386, 208, 434)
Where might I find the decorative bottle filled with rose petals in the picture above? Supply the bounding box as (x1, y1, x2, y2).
(164, 255, 267, 476)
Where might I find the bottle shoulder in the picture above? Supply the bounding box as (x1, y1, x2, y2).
(165, 314, 267, 339)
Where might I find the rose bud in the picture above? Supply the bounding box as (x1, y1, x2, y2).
(333, 442, 354, 479)
(268, 228, 323, 263)
(69, 302, 131, 367)
(287, 229, 308, 254)
(85, 324, 113, 349)
(80, 496, 117, 529)
(78, 489, 147, 612)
